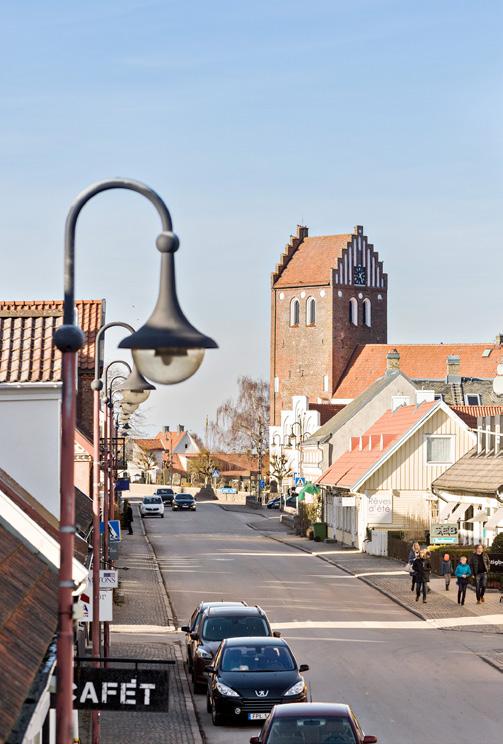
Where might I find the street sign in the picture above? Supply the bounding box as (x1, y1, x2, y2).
(73, 668, 170, 711)
(220, 487, 237, 494)
(212, 469, 220, 478)
(294, 476, 305, 487)
(80, 589, 113, 622)
(100, 519, 121, 542)
(431, 523, 458, 544)
(259, 479, 265, 489)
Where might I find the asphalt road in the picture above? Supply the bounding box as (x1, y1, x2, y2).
(143, 501, 502, 744)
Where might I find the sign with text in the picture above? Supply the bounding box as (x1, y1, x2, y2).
(431, 523, 458, 544)
(367, 493, 393, 524)
(489, 554, 503, 573)
(220, 487, 237, 494)
(80, 589, 113, 622)
(73, 668, 170, 711)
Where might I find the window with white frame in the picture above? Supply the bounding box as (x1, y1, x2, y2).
(290, 298, 300, 326)
(323, 374, 329, 392)
(349, 297, 358, 326)
(306, 296, 316, 325)
(363, 298, 371, 327)
(426, 435, 454, 464)
(464, 393, 481, 405)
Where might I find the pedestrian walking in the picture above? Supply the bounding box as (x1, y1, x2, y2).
(468, 544, 491, 604)
(408, 541, 421, 592)
(455, 556, 472, 605)
(124, 501, 134, 535)
(412, 549, 430, 603)
(440, 553, 453, 590)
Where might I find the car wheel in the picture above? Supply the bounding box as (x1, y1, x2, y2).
(211, 700, 226, 725)
(192, 672, 205, 695)
(161, 514, 164, 518)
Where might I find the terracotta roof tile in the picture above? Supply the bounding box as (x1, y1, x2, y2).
(274, 234, 352, 288)
(334, 344, 501, 399)
(0, 299, 104, 381)
(450, 405, 503, 428)
(318, 401, 437, 488)
(0, 524, 57, 742)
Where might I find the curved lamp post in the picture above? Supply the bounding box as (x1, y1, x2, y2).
(53, 178, 217, 744)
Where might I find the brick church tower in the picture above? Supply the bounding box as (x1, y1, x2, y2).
(270, 225, 387, 425)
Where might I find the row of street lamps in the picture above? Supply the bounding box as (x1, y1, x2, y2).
(53, 178, 217, 743)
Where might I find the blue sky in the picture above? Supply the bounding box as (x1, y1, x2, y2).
(0, 0, 501, 434)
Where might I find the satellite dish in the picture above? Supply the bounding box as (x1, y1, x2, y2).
(493, 376, 503, 397)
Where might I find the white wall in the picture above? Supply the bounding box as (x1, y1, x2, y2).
(0, 384, 61, 517)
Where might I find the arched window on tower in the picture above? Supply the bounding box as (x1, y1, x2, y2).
(363, 298, 372, 327)
(306, 297, 316, 326)
(290, 298, 300, 326)
(349, 297, 358, 326)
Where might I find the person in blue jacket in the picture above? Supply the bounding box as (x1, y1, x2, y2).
(455, 556, 472, 605)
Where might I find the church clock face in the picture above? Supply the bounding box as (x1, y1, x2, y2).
(353, 264, 367, 286)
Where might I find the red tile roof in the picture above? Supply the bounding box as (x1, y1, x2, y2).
(334, 343, 501, 399)
(0, 299, 104, 381)
(0, 523, 58, 743)
(134, 431, 186, 452)
(318, 401, 438, 488)
(273, 234, 352, 288)
(449, 405, 503, 428)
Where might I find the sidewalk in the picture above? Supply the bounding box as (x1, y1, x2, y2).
(80, 507, 203, 744)
(265, 531, 503, 634)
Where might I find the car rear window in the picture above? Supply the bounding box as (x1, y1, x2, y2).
(221, 644, 295, 672)
(144, 497, 162, 504)
(202, 615, 269, 641)
(268, 717, 357, 744)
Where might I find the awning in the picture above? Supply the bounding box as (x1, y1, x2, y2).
(450, 503, 471, 521)
(485, 507, 503, 531)
(465, 511, 490, 524)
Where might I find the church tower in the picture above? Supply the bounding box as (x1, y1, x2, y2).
(270, 225, 387, 425)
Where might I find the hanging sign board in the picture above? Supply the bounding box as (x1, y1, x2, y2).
(73, 668, 170, 711)
(80, 589, 113, 622)
(431, 523, 458, 544)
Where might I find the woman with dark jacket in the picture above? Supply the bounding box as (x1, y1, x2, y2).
(412, 549, 431, 603)
(408, 542, 421, 592)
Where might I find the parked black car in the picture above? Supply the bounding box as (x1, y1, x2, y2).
(154, 487, 175, 505)
(250, 702, 378, 743)
(266, 497, 281, 510)
(172, 493, 196, 511)
(207, 637, 309, 726)
(181, 601, 248, 672)
(190, 605, 278, 693)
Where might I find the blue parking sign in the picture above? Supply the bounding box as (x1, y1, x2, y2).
(100, 520, 121, 542)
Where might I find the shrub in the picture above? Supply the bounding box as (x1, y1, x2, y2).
(491, 532, 503, 552)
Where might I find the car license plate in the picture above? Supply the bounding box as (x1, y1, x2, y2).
(248, 713, 268, 720)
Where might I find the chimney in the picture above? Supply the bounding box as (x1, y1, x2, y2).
(386, 349, 400, 373)
(295, 225, 308, 240)
(446, 355, 461, 383)
(496, 334, 503, 346)
(163, 426, 170, 433)
(178, 424, 184, 433)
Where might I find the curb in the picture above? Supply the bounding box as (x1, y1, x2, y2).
(478, 654, 503, 675)
(265, 533, 429, 622)
(218, 503, 269, 518)
(139, 509, 205, 743)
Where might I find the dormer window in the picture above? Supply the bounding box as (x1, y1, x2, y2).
(290, 298, 300, 326)
(306, 297, 316, 326)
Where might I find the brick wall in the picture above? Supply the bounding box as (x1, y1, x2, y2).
(77, 371, 94, 440)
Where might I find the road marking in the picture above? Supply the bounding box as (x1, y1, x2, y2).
(271, 615, 503, 631)
(285, 635, 387, 643)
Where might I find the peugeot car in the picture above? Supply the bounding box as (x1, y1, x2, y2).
(181, 600, 248, 672)
(206, 637, 308, 725)
(190, 605, 277, 693)
(172, 493, 196, 511)
(250, 703, 378, 743)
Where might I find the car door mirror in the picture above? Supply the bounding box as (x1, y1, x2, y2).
(250, 738, 260, 744)
(362, 737, 377, 743)
(272, 630, 281, 638)
(299, 664, 309, 672)
(181, 625, 190, 633)
(190, 632, 199, 641)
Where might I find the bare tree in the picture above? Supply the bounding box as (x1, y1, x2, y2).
(135, 448, 157, 484)
(270, 453, 292, 495)
(188, 449, 216, 486)
(209, 376, 269, 499)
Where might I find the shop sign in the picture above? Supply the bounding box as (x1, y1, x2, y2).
(489, 554, 503, 573)
(368, 492, 393, 524)
(431, 523, 458, 544)
(73, 668, 170, 711)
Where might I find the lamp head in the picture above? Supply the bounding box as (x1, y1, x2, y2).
(119, 231, 217, 384)
(117, 366, 155, 404)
